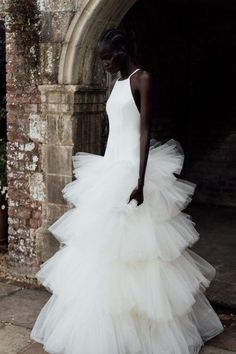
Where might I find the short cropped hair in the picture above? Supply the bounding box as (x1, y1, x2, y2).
(97, 28, 130, 53)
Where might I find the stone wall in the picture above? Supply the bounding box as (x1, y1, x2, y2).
(1, 0, 78, 275)
(38, 84, 105, 265)
(39, 0, 76, 85)
(1, 0, 108, 276)
(4, 2, 42, 272)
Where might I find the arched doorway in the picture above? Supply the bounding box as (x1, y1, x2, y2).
(58, 0, 236, 207)
(39, 0, 236, 277)
(58, 0, 137, 85)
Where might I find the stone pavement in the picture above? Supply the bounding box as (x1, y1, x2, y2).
(187, 203, 236, 310)
(0, 281, 235, 354)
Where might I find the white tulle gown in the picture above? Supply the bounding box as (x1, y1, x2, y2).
(30, 68, 224, 354)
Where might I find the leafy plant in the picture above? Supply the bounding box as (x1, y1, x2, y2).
(0, 22, 7, 211)
(8, 0, 40, 76)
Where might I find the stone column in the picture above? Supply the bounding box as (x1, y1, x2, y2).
(33, 84, 106, 274)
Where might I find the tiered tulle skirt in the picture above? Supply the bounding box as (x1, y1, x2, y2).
(30, 138, 224, 354)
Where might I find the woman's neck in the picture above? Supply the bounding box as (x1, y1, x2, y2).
(119, 60, 138, 80)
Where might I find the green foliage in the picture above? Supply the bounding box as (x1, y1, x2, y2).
(8, 0, 40, 74)
(0, 20, 6, 197)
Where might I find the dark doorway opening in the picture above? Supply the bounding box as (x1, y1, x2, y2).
(121, 0, 236, 206)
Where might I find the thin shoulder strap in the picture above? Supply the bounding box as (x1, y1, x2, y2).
(128, 68, 141, 79)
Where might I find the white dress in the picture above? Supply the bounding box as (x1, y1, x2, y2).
(30, 68, 224, 354)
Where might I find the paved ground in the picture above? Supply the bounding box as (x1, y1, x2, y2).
(0, 203, 235, 353)
(0, 283, 235, 354)
(187, 203, 236, 310)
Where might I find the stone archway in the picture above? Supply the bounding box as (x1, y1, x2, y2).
(37, 0, 137, 269)
(58, 0, 137, 85)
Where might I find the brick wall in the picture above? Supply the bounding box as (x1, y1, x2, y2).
(5, 6, 42, 267)
(3, 0, 77, 272)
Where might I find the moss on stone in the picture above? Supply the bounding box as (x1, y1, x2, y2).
(8, 0, 40, 77)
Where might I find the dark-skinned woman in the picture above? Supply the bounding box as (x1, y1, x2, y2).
(31, 28, 224, 354)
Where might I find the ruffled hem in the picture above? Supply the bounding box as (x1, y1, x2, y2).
(30, 138, 224, 353)
(30, 286, 223, 354)
(34, 243, 217, 320)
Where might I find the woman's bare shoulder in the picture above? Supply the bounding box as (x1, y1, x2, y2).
(134, 69, 152, 90)
(139, 69, 152, 82)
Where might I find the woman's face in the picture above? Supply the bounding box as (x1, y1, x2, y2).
(97, 42, 126, 74)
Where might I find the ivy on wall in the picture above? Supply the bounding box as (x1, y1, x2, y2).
(8, 0, 40, 77)
(0, 21, 6, 189)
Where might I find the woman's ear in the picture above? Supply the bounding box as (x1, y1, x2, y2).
(117, 46, 128, 57)
(117, 47, 128, 55)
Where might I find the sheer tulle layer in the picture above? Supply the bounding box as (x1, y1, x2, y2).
(35, 245, 214, 321)
(31, 291, 221, 354)
(30, 139, 224, 353)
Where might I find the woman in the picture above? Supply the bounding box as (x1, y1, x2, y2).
(97, 28, 153, 207)
(30, 28, 224, 354)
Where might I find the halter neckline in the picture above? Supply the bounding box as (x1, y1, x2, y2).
(117, 68, 141, 82)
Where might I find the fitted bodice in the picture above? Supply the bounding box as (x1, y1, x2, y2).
(104, 68, 141, 164)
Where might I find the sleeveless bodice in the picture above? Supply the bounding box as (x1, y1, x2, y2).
(104, 68, 141, 164)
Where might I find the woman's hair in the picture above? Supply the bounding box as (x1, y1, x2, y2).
(97, 28, 131, 53)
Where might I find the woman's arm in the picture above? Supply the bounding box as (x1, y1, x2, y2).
(138, 72, 152, 188)
(128, 71, 153, 206)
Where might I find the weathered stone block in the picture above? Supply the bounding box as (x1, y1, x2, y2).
(47, 103, 72, 113)
(47, 145, 72, 175)
(38, 0, 76, 12)
(46, 90, 75, 104)
(29, 173, 46, 202)
(18, 208, 32, 220)
(47, 113, 74, 145)
(29, 218, 41, 229)
(29, 113, 47, 143)
(47, 174, 72, 204)
(35, 227, 60, 263)
(40, 11, 52, 42)
(52, 11, 73, 42)
(46, 203, 71, 225)
(58, 113, 74, 145)
(40, 43, 62, 84)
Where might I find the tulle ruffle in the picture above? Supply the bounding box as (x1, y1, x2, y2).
(30, 138, 224, 354)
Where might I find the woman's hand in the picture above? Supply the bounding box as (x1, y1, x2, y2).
(128, 186, 144, 206)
